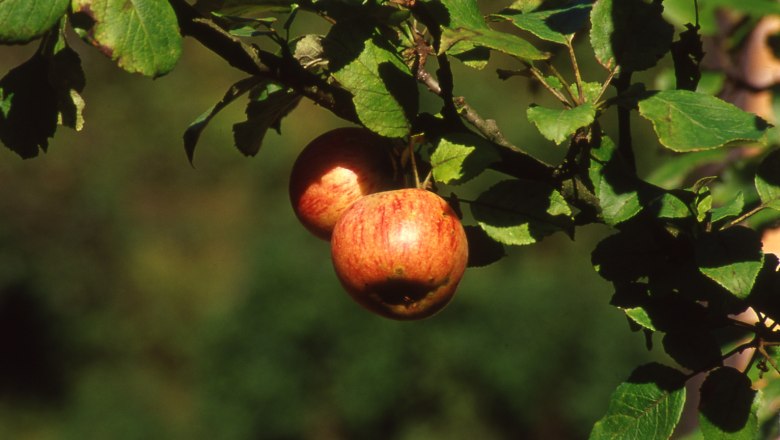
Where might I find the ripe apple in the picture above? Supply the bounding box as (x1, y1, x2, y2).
(330, 188, 469, 320)
(289, 127, 397, 240)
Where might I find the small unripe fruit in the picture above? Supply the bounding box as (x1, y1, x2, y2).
(331, 188, 468, 320)
(289, 127, 396, 240)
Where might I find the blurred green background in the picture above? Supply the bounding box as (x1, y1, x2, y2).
(0, 23, 657, 439)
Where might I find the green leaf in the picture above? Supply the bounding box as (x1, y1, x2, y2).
(588, 136, 643, 225)
(699, 367, 759, 440)
(428, 0, 548, 64)
(71, 0, 182, 77)
(233, 82, 301, 157)
(589, 363, 686, 440)
(430, 132, 500, 185)
(440, 26, 548, 62)
(638, 90, 769, 152)
(324, 22, 417, 138)
(526, 103, 595, 145)
(711, 192, 744, 224)
(571, 81, 603, 104)
(0, 0, 69, 43)
(589, 0, 674, 72)
(756, 149, 780, 210)
(471, 179, 573, 246)
(695, 227, 764, 299)
(183, 76, 262, 165)
(625, 307, 656, 332)
(493, 0, 592, 45)
(649, 192, 691, 220)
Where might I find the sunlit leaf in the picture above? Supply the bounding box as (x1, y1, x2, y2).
(324, 22, 417, 138)
(590, 363, 686, 440)
(695, 227, 764, 299)
(71, 0, 182, 77)
(0, 0, 69, 44)
(527, 103, 595, 145)
(638, 90, 769, 152)
(430, 132, 500, 185)
(493, 0, 592, 45)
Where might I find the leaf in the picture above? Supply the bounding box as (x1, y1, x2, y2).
(695, 227, 764, 299)
(638, 90, 770, 152)
(571, 81, 603, 104)
(526, 103, 595, 145)
(471, 179, 573, 246)
(649, 192, 691, 220)
(589, 0, 674, 72)
(233, 82, 302, 157)
(699, 367, 759, 440)
(71, 0, 182, 77)
(464, 225, 506, 268)
(625, 307, 655, 332)
(0, 31, 86, 158)
(756, 149, 780, 210)
(291, 34, 327, 73)
(440, 27, 549, 62)
(430, 132, 500, 185)
(670, 23, 704, 92)
(0, 54, 57, 158)
(0, 0, 69, 43)
(183, 76, 261, 165)
(324, 22, 417, 138)
(592, 227, 660, 283)
(746, 254, 780, 324)
(662, 330, 722, 372)
(588, 136, 643, 225)
(425, 0, 547, 66)
(589, 363, 686, 440)
(44, 29, 87, 133)
(711, 192, 744, 224)
(493, 0, 592, 45)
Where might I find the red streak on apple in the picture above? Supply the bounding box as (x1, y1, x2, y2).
(331, 189, 468, 320)
(289, 127, 396, 240)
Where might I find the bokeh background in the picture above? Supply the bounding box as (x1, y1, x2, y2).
(0, 12, 668, 440)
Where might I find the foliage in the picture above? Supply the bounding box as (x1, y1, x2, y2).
(4, 0, 780, 437)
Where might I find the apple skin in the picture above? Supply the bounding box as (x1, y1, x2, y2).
(330, 188, 469, 320)
(289, 127, 397, 240)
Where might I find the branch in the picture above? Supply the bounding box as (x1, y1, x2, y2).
(168, 0, 359, 123)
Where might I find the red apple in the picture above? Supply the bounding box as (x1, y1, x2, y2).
(289, 127, 397, 240)
(330, 188, 469, 320)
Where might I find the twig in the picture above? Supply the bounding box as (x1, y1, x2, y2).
(595, 66, 619, 105)
(529, 63, 572, 107)
(723, 203, 766, 229)
(566, 37, 584, 104)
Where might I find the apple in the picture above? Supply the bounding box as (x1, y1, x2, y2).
(289, 127, 397, 240)
(330, 188, 469, 320)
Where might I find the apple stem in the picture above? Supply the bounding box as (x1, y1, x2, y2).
(421, 169, 434, 190)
